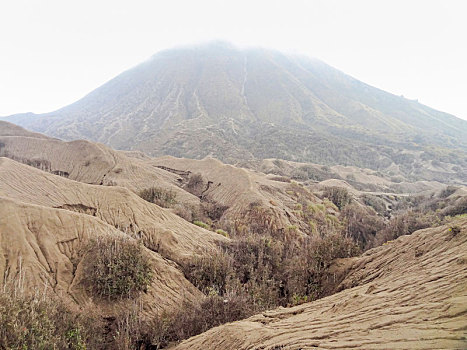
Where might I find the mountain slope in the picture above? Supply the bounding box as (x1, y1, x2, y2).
(4, 42, 467, 178)
(173, 219, 467, 349)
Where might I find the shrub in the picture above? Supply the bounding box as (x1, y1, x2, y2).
(449, 225, 461, 236)
(183, 233, 360, 309)
(173, 203, 204, 223)
(183, 250, 233, 295)
(440, 185, 458, 199)
(138, 187, 177, 208)
(342, 203, 385, 248)
(202, 201, 229, 221)
(442, 197, 467, 217)
(361, 194, 387, 216)
(269, 176, 291, 183)
(109, 303, 154, 350)
(374, 210, 440, 245)
(0, 290, 104, 350)
(323, 186, 352, 209)
(87, 236, 153, 299)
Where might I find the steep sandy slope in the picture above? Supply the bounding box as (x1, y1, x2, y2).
(0, 157, 227, 263)
(0, 197, 201, 316)
(173, 219, 467, 349)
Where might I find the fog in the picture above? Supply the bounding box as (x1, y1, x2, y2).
(0, 0, 466, 119)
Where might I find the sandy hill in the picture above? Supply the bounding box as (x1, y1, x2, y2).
(0, 196, 201, 316)
(0, 157, 226, 263)
(1, 121, 462, 242)
(152, 156, 320, 235)
(173, 219, 467, 349)
(0, 154, 232, 318)
(4, 42, 467, 182)
(0, 120, 198, 205)
(0, 121, 333, 237)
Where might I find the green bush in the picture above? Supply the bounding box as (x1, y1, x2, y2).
(193, 220, 210, 229)
(216, 229, 229, 238)
(87, 236, 153, 299)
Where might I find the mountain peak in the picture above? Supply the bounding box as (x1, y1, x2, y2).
(4, 43, 467, 180)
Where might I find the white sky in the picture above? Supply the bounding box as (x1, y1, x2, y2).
(1, 0, 466, 120)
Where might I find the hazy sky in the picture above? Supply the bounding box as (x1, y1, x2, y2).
(1, 0, 466, 120)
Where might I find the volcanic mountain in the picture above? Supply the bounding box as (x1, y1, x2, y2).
(4, 42, 467, 180)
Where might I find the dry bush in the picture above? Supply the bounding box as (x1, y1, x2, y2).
(323, 186, 352, 209)
(0, 289, 104, 350)
(185, 173, 204, 196)
(182, 250, 233, 296)
(441, 196, 467, 217)
(148, 295, 253, 348)
(173, 203, 204, 223)
(361, 194, 387, 216)
(202, 200, 229, 221)
(86, 236, 153, 299)
(269, 176, 291, 183)
(183, 232, 359, 309)
(281, 233, 360, 302)
(106, 301, 155, 350)
(341, 203, 385, 249)
(374, 210, 440, 246)
(439, 185, 458, 199)
(138, 186, 177, 208)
